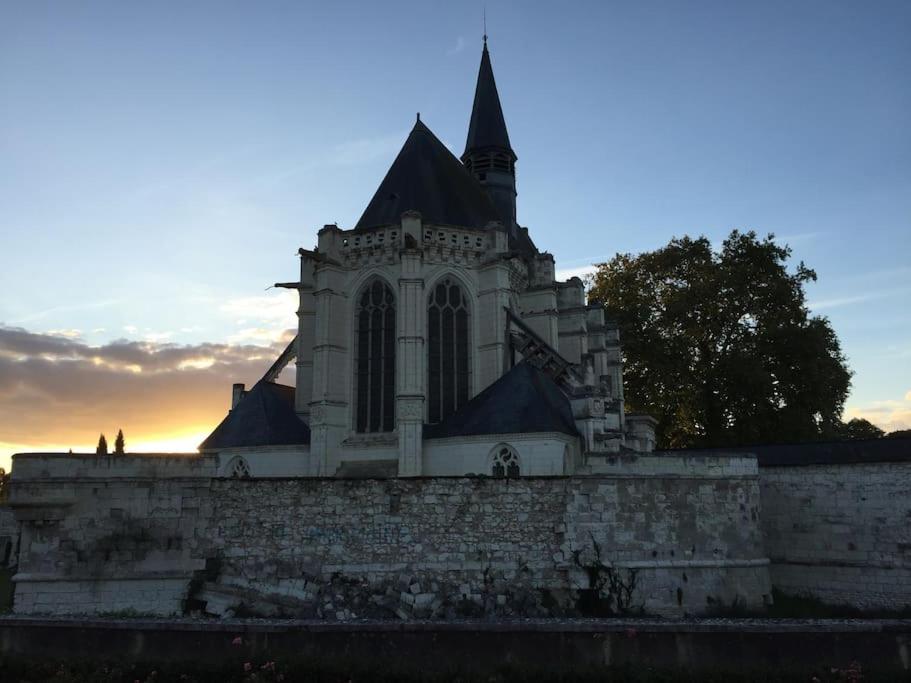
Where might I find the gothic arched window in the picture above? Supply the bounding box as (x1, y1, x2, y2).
(491, 445, 520, 478)
(428, 278, 470, 424)
(355, 279, 396, 432)
(227, 456, 251, 479)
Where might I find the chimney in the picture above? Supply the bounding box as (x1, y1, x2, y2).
(231, 383, 245, 409)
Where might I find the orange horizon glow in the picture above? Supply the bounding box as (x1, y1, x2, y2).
(1, 426, 214, 470)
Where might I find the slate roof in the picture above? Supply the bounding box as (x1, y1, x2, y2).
(463, 41, 515, 158)
(423, 361, 578, 439)
(354, 119, 502, 231)
(199, 381, 310, 450)
(669, 436, 911, 467)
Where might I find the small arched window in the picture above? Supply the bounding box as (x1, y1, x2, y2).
(355, 279, 396, 432)
(428, 277, 470, 424)
(491, 445, 520, 478)
(228, 456, 251, 479)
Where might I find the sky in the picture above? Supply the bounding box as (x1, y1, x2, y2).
(1, 0, 909, 468)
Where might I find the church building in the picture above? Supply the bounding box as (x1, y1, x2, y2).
(13, 38, 904, 624)
(201, 40, 657, 479)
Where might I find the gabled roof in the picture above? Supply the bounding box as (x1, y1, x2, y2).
(423, 361, 579, 439)
(463, 41, 514, 159)
(200, 381, 310, 450)
(354, 119, 502, 231)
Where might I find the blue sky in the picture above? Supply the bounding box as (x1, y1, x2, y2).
(1, 0, 909, 462)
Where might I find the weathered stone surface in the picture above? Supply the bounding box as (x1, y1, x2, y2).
(7, 463, 773, 618)
(761, 461, 911, 609)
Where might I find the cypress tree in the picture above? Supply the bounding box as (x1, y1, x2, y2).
(96, 433, 108, 455)
(114, 429, 125, 455)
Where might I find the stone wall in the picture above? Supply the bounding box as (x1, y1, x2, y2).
(761, 460, 911, 609)
(10, 454, 213, 615)
(8, 453, 769, 617)
(0, 504, 17, 569)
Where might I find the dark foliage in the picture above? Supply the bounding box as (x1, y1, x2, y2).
(114, 429, 125, 455)
(588, 231, 852, 449)
(96, 434, 108, 456)
(836, 418, 884, 440)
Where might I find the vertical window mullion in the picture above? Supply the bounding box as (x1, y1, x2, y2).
(437, 307, 443, 419)
(378, 303, 384, 430)
(427, 279, 471, 425)
(442, 306, 454, 420)
(356, 281, 396, 434)
(383, 303, 396, 431)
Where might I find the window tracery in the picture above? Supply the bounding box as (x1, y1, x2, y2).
(428, 277, 470, 424)
(491, 445, 520, 478)
(355, 279, 396, 432)
(228, 457, 251, 479)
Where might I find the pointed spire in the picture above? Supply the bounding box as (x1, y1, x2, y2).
(462, 38, 519, 233)
(463, 39, 514, 159)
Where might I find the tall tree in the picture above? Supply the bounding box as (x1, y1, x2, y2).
(96, 433, 108, 456)
(837, 418, 884, 440)
(114, 429, 125, 455)
(588, 231, 852, 449)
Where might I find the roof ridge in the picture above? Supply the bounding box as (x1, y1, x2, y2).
(354, 118, 501, 231)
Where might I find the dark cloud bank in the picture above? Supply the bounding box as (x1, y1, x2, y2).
(0, 325, 294, 450)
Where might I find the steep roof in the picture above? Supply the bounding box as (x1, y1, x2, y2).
(199, 381, 310, 450)
(354, 119, 502, 231)
(463, 41, 514, 158)
(423, 361, 578, 439)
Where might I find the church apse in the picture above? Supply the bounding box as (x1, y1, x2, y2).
(196, 38, 659, 478)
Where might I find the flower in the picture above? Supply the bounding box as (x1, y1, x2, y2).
(243, 662, 253, 672)
(232, 636, 243, 646)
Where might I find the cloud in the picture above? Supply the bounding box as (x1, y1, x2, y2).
(227, 327, 295, 346)
(220, 290, 297, 322)
(555, 265, 597, 282)
(331, 131, 407, 167)
(47, 329, 82, 339)
(845, 391, 911, 433)
(143, 331, 174, 343)
(219, 290, 297, 346)
(447, 36, 466, 56)
(808, 294, 878, 311)
(251, 130, 407, 190)
(0, 325, 296, 468)
(808, 287, 911, 312)
(776, 231, 820, 245)
(10, 299, 122, 325)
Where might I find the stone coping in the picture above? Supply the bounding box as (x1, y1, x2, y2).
(1, 615, 909, 634)
(671, 436, 911, 467)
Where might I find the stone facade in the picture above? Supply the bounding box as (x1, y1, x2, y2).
(8, 452, 769, 618)
(761, 460, 911, 609)
(8, 447, 911, 617)
(196, 42, 655, 480)
(0, 505, 17, 571)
